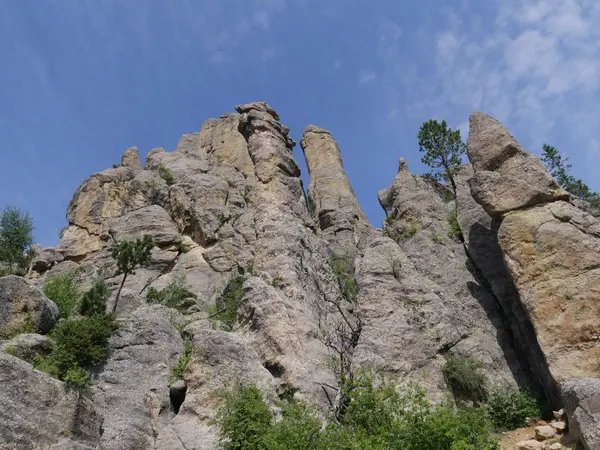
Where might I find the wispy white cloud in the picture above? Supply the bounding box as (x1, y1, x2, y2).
(384, 0, 600, 187)
(358, 70, 376, 84)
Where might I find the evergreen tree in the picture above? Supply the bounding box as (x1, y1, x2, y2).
(79, 279, 109, 317)
(0, 206, 34, 274)
(541, 144, 600, 208)
(418, 119, 466, 194)
(110, 235, 154, 313)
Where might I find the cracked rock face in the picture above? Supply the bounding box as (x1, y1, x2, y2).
(5, 103, 599, 450)
(467, 112, 600, 387)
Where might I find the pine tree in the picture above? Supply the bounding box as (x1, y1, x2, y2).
(0, 206, 34, 274)
(110, 235, 154, 313)
(417, 119, 466, 194)
(79, 279, 109, 317)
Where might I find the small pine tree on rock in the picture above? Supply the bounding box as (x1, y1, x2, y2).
(79, 279, 109, 317)
(110, 235, 154, 313)
(417, 119, 466, 194)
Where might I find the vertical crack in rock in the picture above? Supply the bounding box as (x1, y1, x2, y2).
(467, 112, 600, 409)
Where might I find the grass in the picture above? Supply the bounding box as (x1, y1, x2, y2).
(170, 339, 194, 383)
(447, 211, 463, 240)
(432, 231, 445, 244)
(158, 164, 175, 185)
(331, 256, 357, 304)
(209, 275, 245, 331)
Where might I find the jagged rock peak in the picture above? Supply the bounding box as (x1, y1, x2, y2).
(466, 112, 568, 216)
(235, 101, 280, 121)
(300, 124, 370, 255)
(121, 146, 141, 169)
(398, 157, 408, 173)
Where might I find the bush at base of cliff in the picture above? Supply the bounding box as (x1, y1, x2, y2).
(442, 352, 488, 404)
(216, 377, 498, 450)
(486, 387, 541, 430)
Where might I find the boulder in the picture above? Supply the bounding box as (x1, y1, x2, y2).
(534, 425, 556, 441)
(466, 112, 568, 216)
(0, 353, 101, 449)
(0, 276, 59, 337)
(0, 333, 54, 361)
(516, 441, 544, 450)
(561, 378, 600, 450)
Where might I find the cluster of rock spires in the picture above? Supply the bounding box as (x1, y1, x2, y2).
(1, 102, 599, 450)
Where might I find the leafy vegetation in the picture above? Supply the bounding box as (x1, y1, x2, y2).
(79, 279, 109, 317)
(442, 352, 488, 404)
(34, 313, 118, 390)
(271, 276, 284, 288)
(541, 143, 600, 208)
(110, 235, 154, 313)
(158, 164, 175, 185)
(486, 386, 541, 430)
(0, 205, 35, 275)
(418, 119, 466, 193)
(209, 275, 245, 331)
(447, 210, 463, 240)
(170, 339, 194, 383)
(217, 377, 499, 450)
(147, 278, 197, 312)
(432, 231, 445, 244)
(383, 219, 419, 244)
(331, 256, 357, 304)
(43, 272, 81, 318)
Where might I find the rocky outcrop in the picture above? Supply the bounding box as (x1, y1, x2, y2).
(0, 333, 54, 360)
(300, 125, 371, 257)
(455, 166, 558, 404)
(467, 112, 600, 386)
(0, 276, 59, 337)
(236, 102, 338, 407)
(561, 378, 600, 450)
(0, 352, 102, 449)
(369, 160, 526, 401)
(467, 113, 568, 216)
(94, 305, 183, 450)
(121, 146, 141, 169)
(10, 101, 599, 450)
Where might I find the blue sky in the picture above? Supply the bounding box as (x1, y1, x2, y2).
(1, 0, 599, 247)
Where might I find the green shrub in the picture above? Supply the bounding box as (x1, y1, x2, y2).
(147, 279, 197, 312)
(170, 339, 193, 383)
(487, 387, 541, 430)
(212, 276, 245, 331)
(216, 377, 498, 450)
(218, 384, 272, 450)
(384, 219, 419, 244)
(432, 231, 445, 244)
(79, 279, 109, 317)
(271, 276, 284, 288)
(158, 164, 175, 184)
(442, 353, 488, 404)
(43, 272, 81, 318)
(331, 256, 357, 304)
(447, 211, 463, 240)
(34, 314, 118, 389)
(0, 205, 34, 274)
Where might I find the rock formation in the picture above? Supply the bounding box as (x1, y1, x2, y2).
(1, 103, 598, 449)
